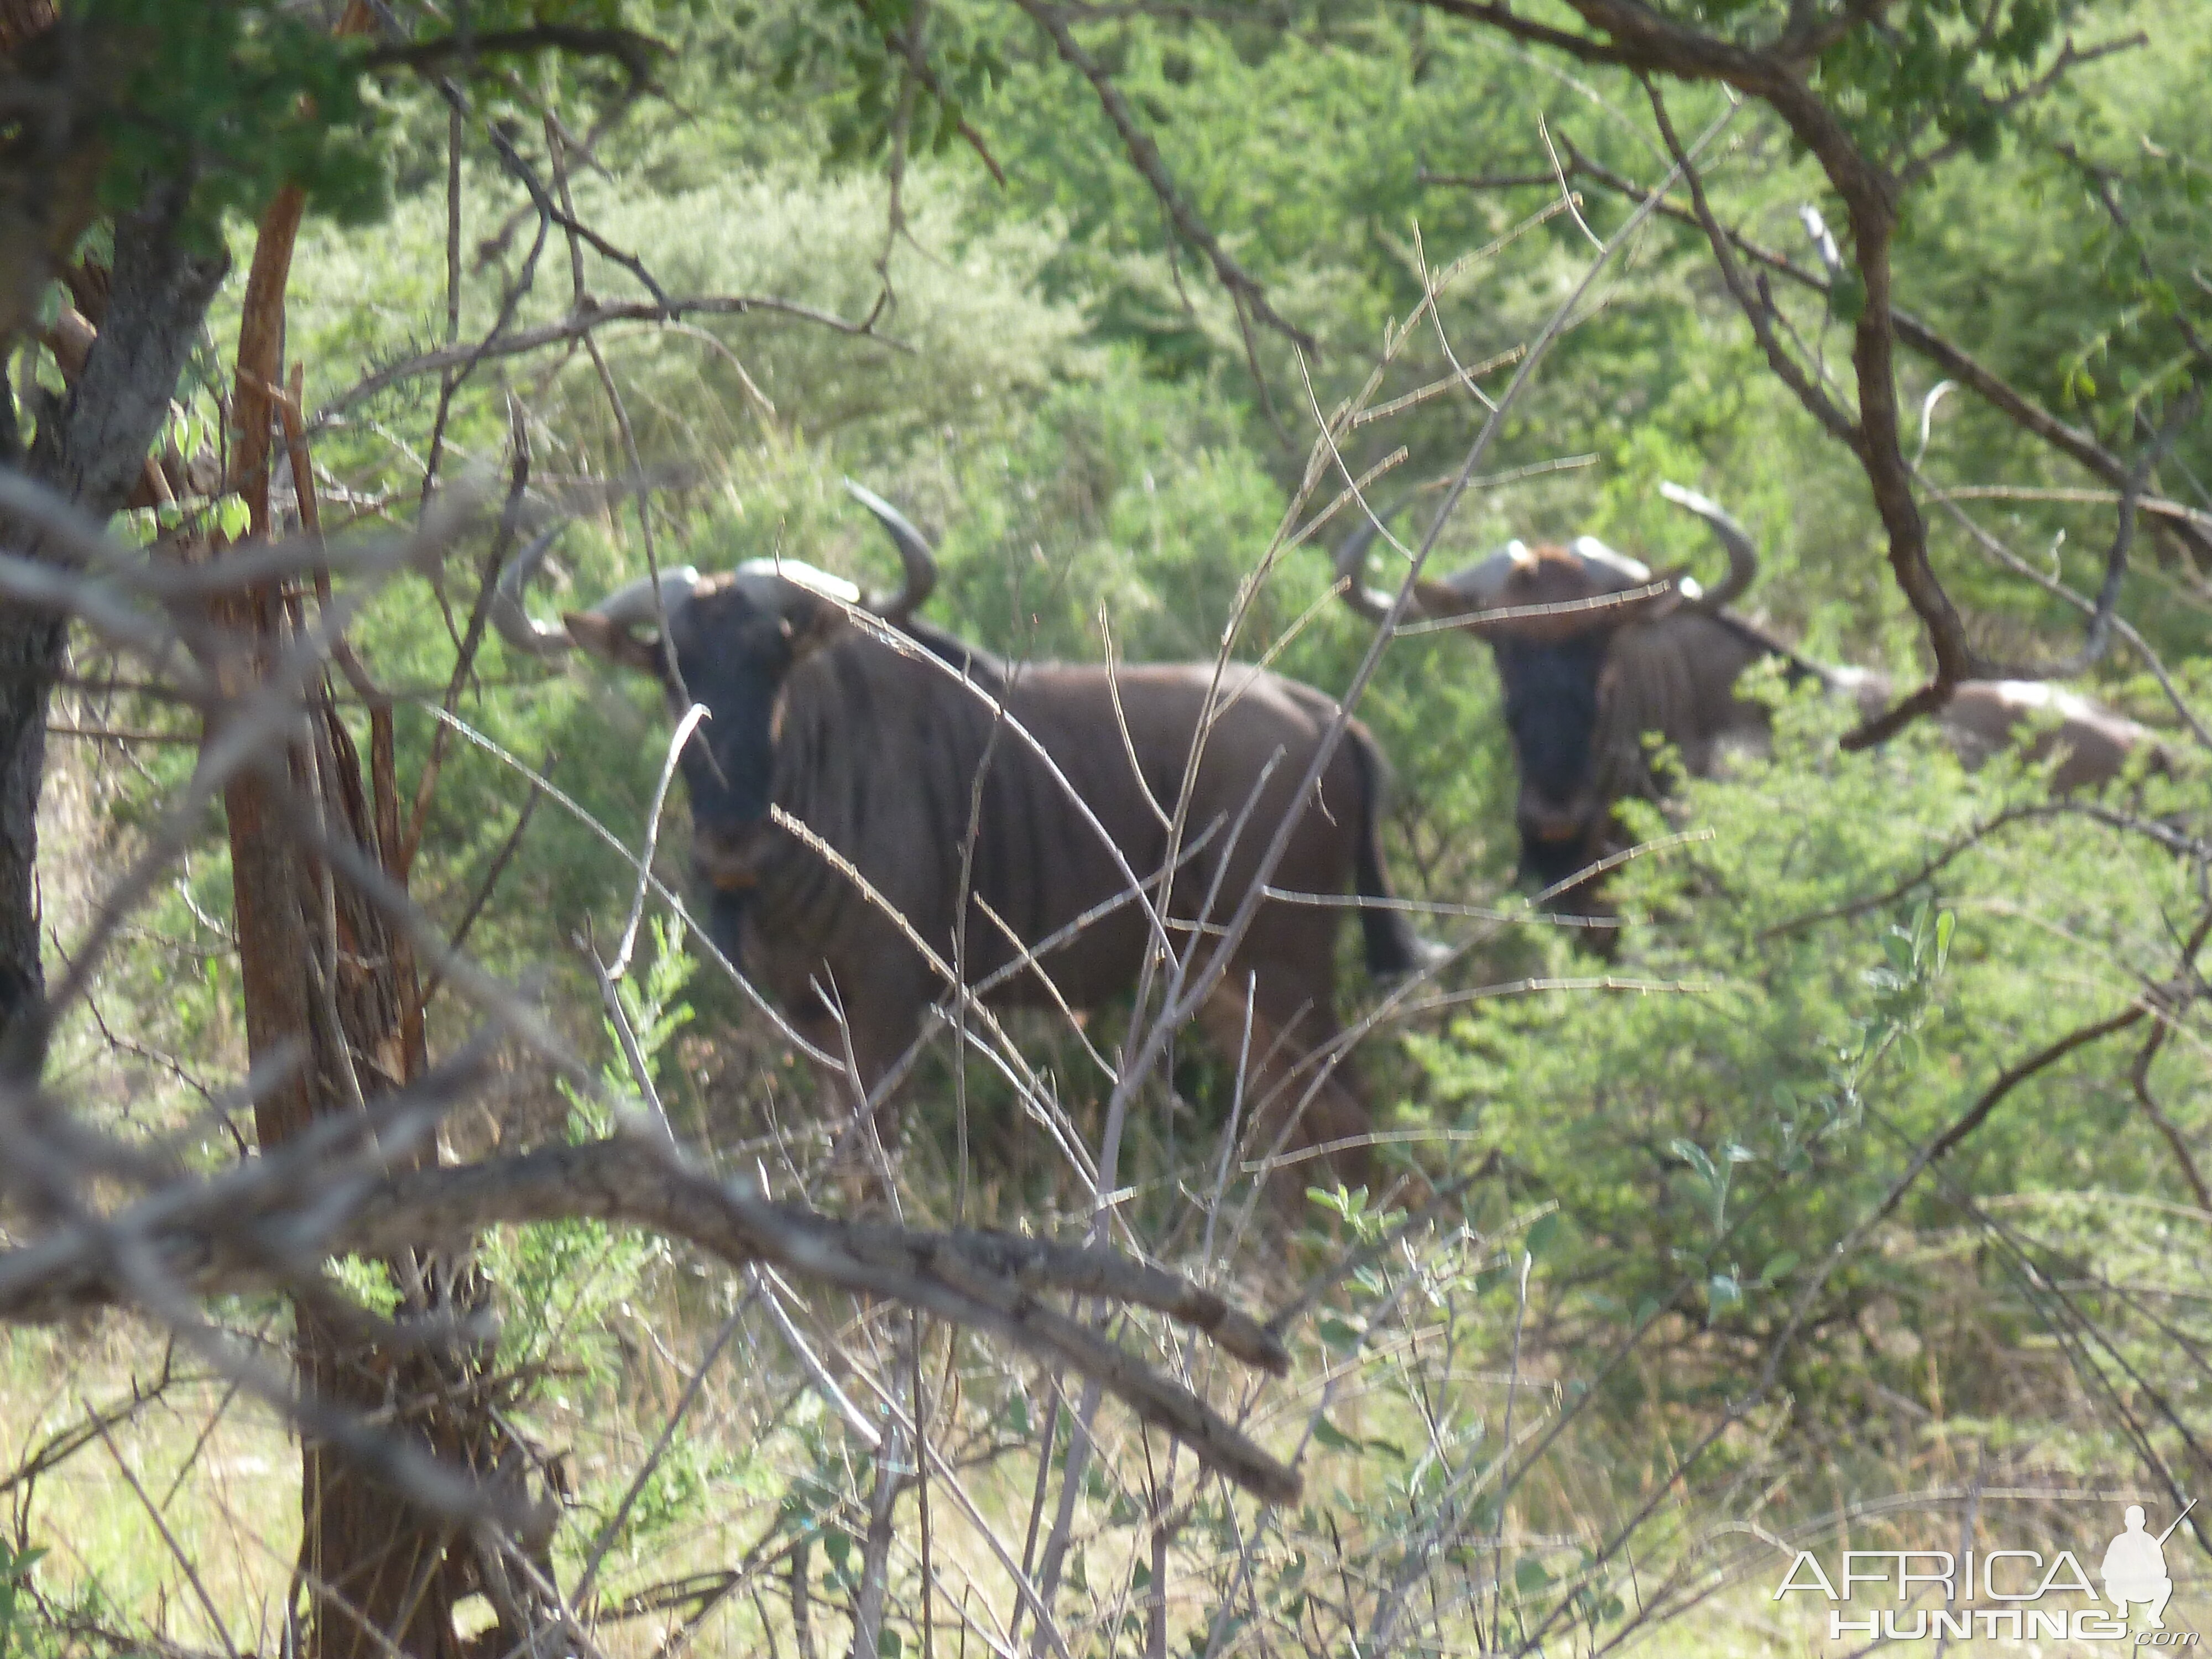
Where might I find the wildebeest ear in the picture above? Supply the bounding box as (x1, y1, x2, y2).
(1411, 578, 1479, 622)
(781, 596, 851, 663)
(562, 611, 664, 675)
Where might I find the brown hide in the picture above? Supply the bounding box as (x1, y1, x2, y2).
(503, 484, 1430, 1196)
(1335, 489, 2169, 907)
(743, 625, 1418, 1190)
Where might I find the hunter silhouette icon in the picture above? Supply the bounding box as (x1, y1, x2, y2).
(2103, 1503, 2193, 1628)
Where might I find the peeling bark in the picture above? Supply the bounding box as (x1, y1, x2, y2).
(0, 180, 229, 1072)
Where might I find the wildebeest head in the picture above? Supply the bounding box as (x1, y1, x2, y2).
(491, 481, 937, 890)
(1334, 483, 1758, 889)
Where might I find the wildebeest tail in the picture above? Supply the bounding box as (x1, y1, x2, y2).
(1347, 726, 1428, 977)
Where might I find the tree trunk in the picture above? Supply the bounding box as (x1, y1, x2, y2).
(0, 179, 229, 1072)
(215, 180, 556, 1659)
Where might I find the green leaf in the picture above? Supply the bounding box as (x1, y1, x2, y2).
(1312, 1414, 1363, 1453)
(1757, 1251, 1801, 1287)
(1317, 1314, 1366, 1352)
(1668, 1139, 1716, 1183)
(1514, 1557, 1553, 1595)
(878, 1628, 902, 1658)
(1525, 1211, 1563, 1259)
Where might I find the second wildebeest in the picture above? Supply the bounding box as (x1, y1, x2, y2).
(1334, 483, 2166, 905)
(498, 483, 1432, 1188)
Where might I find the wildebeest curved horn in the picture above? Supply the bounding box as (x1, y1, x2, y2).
(1658, 481, 1759, 611)
(491, 523, 580, 658)
(1565, 536, 1653, 586)
(1442, 542, 1535, 611)
(843, 479, 936, 620)
(588, 566, 703, 632)
(1332, 510, 1401, 622)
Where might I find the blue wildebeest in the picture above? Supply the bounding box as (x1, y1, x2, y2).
(1335, 484, 2164, 904)
(498, 484, 1431, 1186)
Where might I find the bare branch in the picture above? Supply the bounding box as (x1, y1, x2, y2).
(311, 294, 906, 431)
(0, 1136, 1301, 1501)
(1011, 0, 1317, 353)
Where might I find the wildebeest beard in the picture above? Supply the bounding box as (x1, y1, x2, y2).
(1494, 632, 1611, 890)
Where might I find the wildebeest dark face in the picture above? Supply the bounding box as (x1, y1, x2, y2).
(1333, 489, 1769, 904)
(1493, 632, 1611, 889)
(496, 478, 938, 912)
(567, 572, 846, 892)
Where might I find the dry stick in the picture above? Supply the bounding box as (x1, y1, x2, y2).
(418, 771, 546, 1010)
(279, 360, 409, 945)
(914, 1326, 938, 1659)
(4, 1135, 1300, 1496)
(1641, 81, 1974, 747)
(1938, 483, 2212, 532)
(1412, 222, 1504, 418)
(570, 1307, 747, 1612)
(416, 96, 470, 510)
(1005, 1380, 1062, 1653)
(1548, 135, 2212, 564)
(582, 938, 680, 1153)
(752, 1265, 885, 1451)
(1757, 800, 2208, 943)
(1926, 481, 2212, 753)
(833, 1342, 1081, 1659)
(613, 702, 709, 978)
(1481, 1251, 1535, 1653)
(400, 398, 535, 878)
(2131, 1019, 2212, 1215)
(85, 1401, 244, 1659)
(1970, 385, 2203, 682)
(311, 293, 903, 432)
(847, 1330, 912, 1659)
(1014, 0, 1314, 353)
(546, 121, 693, 712)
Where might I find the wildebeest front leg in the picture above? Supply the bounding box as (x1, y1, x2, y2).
(796, 966, 928, 1187)
(1196, 982, 1376, 1203)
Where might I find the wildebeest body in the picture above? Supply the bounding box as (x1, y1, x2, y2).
(1335, 484, 2167, 903)
(504, 486, 1426, 1188)
(727, 626, 1401, 1031)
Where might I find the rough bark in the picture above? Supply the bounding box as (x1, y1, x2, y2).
(213, 148, 549, 1659)
(0, 180, 229, 1073)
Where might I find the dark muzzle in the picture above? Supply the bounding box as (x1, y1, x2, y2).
(692, 820, 773, 893)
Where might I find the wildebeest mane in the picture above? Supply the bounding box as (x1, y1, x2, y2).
(892, 617, 1010, 695)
